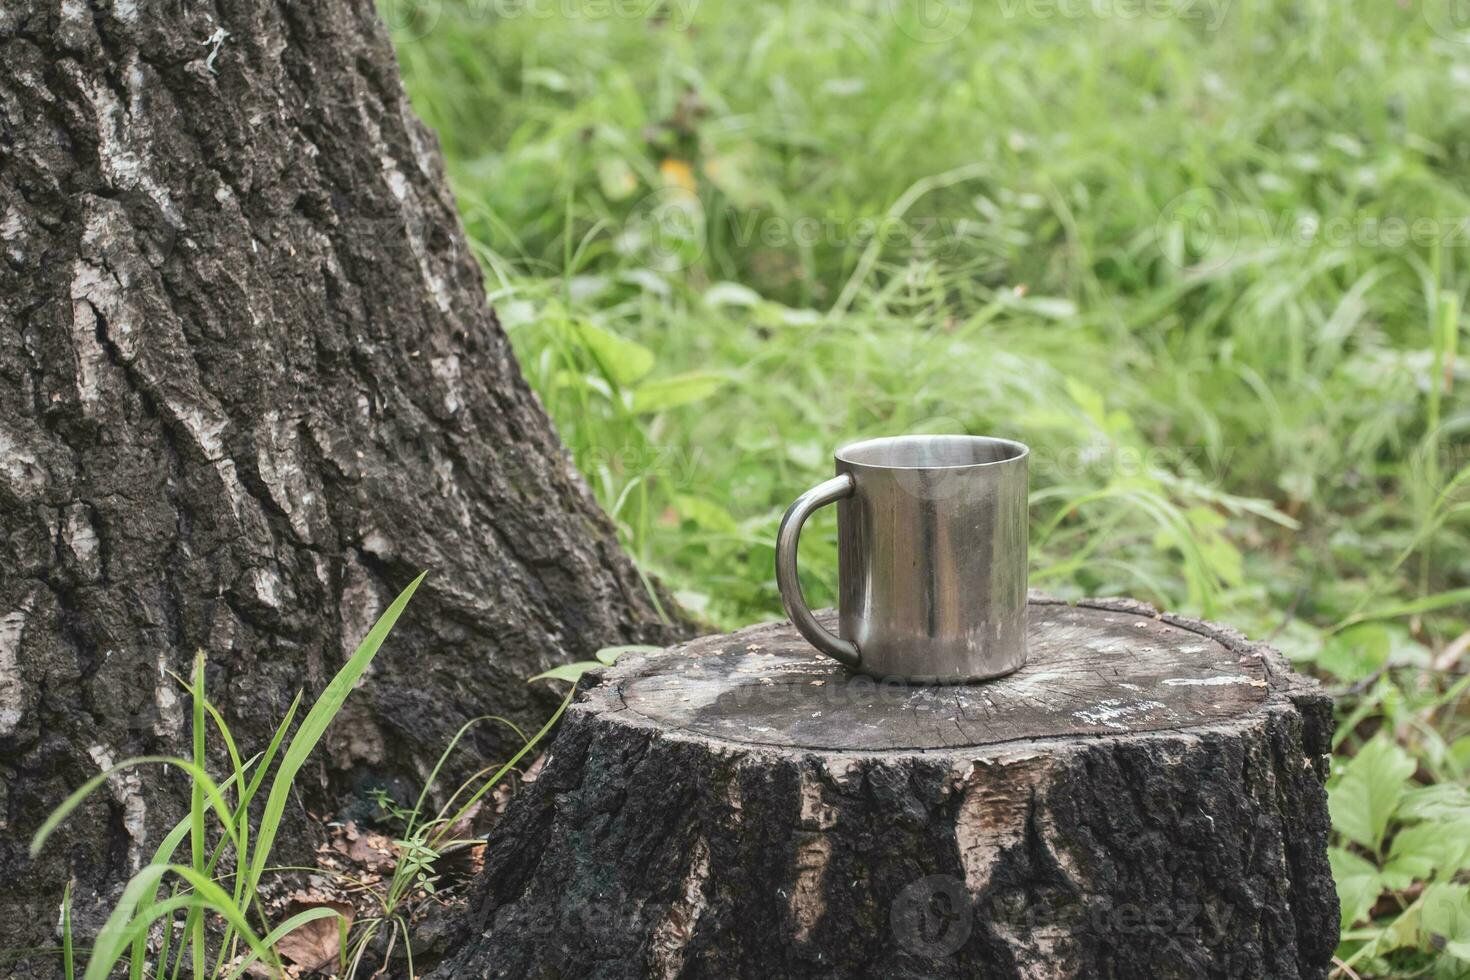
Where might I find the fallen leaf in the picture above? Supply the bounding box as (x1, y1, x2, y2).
(274, 898, 353, 975)
(345, 824, 397, 873)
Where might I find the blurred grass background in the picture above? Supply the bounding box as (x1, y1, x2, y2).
(389, 0, 1470, 972)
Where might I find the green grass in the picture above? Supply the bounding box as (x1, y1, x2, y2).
(392, 0, 1470, 972)
(30, 575, 614, 979)
(31, 575, 424, 979)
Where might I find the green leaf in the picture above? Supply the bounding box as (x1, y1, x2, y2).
(673, 493, 739, 533)
(1420, 883, 1470, 961)
(109, 894, 199, 980)
(524, 67, 571, 92)
(630, 371, 727, 413)
(568, 319, 654, 387)
(529, 661, 604, 684)
(1185, 506, 1244, 587)
(128, 761, 250, 979)
(1452, 736, 1470, 771)
(1382, 819, 1470, 890)
(1329, 735, 1416, 852)
(1330, 847, 1383, 931)
(1378, 894, 1422, 953)
(426, 686, 579, 855)
(1335, 587, 1470, 630)
(1063, 378, 1110, 429)
(1397, 783, 1470, 822)
(131, 816, 193, 980)
(531, 646, 653, 683)
(402, 713, 527, 846)
(597, 157, 637, 202)
(207, 694, 300, 977)
(1317, 623, 1392, 682)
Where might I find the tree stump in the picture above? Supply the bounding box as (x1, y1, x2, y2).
(443, 596, 1337, 979)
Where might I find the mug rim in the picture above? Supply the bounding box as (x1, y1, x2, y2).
(835, 434, 1030, 471)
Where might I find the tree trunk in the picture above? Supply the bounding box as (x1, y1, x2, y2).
(0, 0, 688, 964)
(442, 597, 1338, 979)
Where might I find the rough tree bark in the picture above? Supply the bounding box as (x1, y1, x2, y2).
(443, 597, 1338, 979)
(0, 0, 688, 963)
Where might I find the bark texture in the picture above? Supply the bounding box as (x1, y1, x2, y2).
(0, 0, 687, 963)
(442, 597, 1338, 979)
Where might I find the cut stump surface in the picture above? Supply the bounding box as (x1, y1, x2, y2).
(620, 600, 1269, 750)
(441, 595, 1338, 979)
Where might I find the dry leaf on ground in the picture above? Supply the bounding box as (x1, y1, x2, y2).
(274, 897, 354, 974)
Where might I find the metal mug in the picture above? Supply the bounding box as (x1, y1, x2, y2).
(775, 434, 1029, 683)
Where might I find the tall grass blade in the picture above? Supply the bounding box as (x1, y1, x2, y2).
(61, 882, 74, 980)
(130, 818, 193, 980)
(403, 714, 524, 842)
(189, 653, 207, 980)
(241, 572, 425, 912)
(429, 684, 574, 849)
(85, 866, 282, 980)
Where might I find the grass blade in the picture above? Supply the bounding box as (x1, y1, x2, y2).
(429, 684, 574, 851)
(210, 692, 300, 973)
(129, 817, 191, 980)
(241, 572, 425, 912)
(189, 654, 207, 980)
(403, 714, 524, 842)
(61, 882, 74, 980)
(1334, 587, 1470, 631)
(85, 866, 284, 980)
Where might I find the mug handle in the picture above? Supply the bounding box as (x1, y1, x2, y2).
(776, 473, 861, 668)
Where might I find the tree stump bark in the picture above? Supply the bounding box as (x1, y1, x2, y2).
(443, 596, 1338, 979)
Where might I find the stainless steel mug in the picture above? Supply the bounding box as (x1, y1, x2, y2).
(775, 435, 1029, 682)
